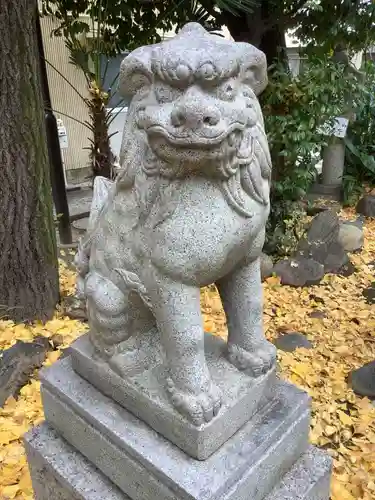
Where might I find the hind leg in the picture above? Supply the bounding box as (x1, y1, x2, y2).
(85, 271, 155, 367)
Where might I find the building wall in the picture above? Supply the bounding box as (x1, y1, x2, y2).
(40, 15, 92, 184)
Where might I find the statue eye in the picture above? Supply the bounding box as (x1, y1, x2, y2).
(216, 80, 237, 101)
(154, 84, 181, 103)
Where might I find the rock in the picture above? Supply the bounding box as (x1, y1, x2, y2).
(309, 310, 327, 319)
(349, 360, 375, 398)
(66, 308, 88, 321)
(337, 260, 357, 277)
(296, 210, 349, 273)
(362, 283, 375, 304)
(356, 195, 375, 217)
(337, 223, 364, 252)
(260, 253, 273, 281)
(274, 333, 313, 352)
(0, 336, 52, 407)
(304, 196, 341, 216)
(274, 257, 325, 287)
(341, 216, 365, 229)
(63, 296, 88, 322)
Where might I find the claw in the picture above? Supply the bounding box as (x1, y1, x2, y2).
(165, 377, 222, 426)
(227, 341, 276, 377)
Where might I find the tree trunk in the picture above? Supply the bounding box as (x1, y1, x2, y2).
(0, 0, 59, 322)
(89, 93, 115, 180)
(222, 1, 288, 68)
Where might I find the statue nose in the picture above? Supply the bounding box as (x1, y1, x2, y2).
(171, 103, 220, 128)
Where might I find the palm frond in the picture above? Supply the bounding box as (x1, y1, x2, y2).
(215, 0, 259, 15)
(65, 38, 95, 80)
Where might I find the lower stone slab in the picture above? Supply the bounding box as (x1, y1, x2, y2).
(40, 357, 311, 500)
(70, 333, 276, 459)
(24, 423, 332, 500)
(24, 424, 126, 500)
(268, 447, 332, 500)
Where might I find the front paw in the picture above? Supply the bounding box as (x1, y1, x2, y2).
(227, 340, 276, 377)
(165, 377, 222, 426)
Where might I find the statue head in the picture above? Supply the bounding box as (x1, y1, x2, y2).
(119, 23, 271, 215)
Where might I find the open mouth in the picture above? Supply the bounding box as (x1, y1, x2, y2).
(146, 122, 245, 148)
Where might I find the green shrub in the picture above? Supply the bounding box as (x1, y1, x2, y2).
(343, 61, 375, 205)
(261, 56, 367, 255)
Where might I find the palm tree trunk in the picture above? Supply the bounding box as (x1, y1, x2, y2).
(89, 93, 115, 180)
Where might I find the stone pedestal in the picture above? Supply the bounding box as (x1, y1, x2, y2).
(25, 334, 332, 500)
(321, 139, 346, 187)
(310, 138, 346, 201)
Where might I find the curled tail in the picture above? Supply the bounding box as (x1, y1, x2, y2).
(74, 176, 115, 298)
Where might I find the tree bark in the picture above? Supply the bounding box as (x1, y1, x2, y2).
(0, 0, 59, 322)
(222, 1, 288, 68)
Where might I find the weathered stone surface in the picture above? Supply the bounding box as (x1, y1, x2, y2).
(24, 423, 126, 500)
(337, 223, 364, 252)
(69, 333, 276, 459)
(73, 22, 276, 425)
(341, 216, 365, 229)
(261, 253, 274, 281)
(0, 336, 51, 407)
(40, 357, 311, 500)
(349, 361, 375, 398)
(274, 333, 312, 353)
(321, 139, 345, 187)
(274, 258, 325, 287)
(268, 446, 332, 500)
(25, 423, 331, 500)
(356, 195, 375, 217)
(296, 210, 348, 273)
(67, 186, 92, 221)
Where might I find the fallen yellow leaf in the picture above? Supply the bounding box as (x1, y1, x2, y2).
(1, 484, 20, 499)
(337, 410, 353, 427)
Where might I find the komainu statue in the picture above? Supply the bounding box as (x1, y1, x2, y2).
(74, 23, 276, 426)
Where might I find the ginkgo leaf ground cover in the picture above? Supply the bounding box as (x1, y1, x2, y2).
(0, 208, 374, 500)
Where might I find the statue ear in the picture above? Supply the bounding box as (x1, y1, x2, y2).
(119, 50, 153, 100)
(238, 44, 268, 96)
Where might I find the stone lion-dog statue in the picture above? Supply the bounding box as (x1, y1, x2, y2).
(75, 23, 276, 426)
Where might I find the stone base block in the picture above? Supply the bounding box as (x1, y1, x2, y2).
(70, 333, 276, 459)
(24, 423, 332, 500)
(39, 357, 313, 500)
(24, 423, 126, 500)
